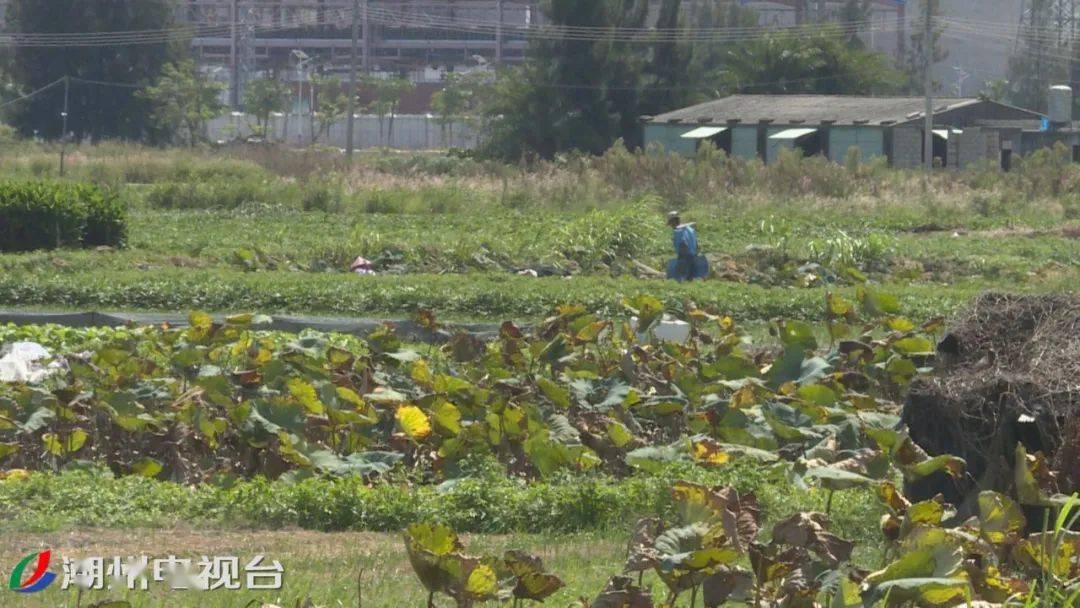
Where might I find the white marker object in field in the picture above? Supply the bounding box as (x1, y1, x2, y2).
(0, 341, 61, 383)
(629, 315, 692, 344)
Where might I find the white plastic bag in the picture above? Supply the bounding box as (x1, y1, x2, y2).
(0, 341, 58, 383)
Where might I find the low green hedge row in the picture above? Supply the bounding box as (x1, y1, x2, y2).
(0, 463, 880, 541)
(0, 269, 986, 321)
(0, 180, 126, 251)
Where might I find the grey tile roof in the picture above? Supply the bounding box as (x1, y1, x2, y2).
(648, 95, 982, 126)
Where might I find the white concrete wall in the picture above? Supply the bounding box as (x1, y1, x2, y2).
(207, 113, 480, 150)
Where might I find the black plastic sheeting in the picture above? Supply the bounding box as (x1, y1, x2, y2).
(0, 311, 504, 344)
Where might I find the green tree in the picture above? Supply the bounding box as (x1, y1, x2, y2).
(431, 74, 469, 144)
(606, 0, 649, 149)
(310, 74, 347, 143)
(640, 0, 758, 117)
(838, 0, 872, 48)
(362, 74, 415, 146)
(716, 26, 902, 95)
(902, 0, 949, 94)
(140, 61, 225, 146)
(431, 71, 492, 145)
(7, 0, 178, 141)
(484, 0, 645, 159)
(979, 78, 1011, 103)
(243, 76, 289, 140)
(640, 0, 689, 117)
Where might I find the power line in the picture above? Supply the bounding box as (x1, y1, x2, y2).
(0, 9, 347, 47)
(361, 5, 893, 43)
(68, 77, 144, 89)
(0, 77, 65, 110)
(362, 5, 882, 36)
(0, 6, 898, 47)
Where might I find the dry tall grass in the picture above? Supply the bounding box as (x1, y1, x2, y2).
(0, 139, 1076, 220)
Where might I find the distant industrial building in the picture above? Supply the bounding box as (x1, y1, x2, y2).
(643, 94, 1048, 169)
(0, 0, 1032, 106)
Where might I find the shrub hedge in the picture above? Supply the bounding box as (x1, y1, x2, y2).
(0, 268, 987, 321)
(0, 180, 126, 251)
(0, 462, 880, 540)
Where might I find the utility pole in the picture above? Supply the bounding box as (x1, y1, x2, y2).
(347, 0, 359, 161)
(230, 0, 239, 109)
(897, 1, 906, 60)
(495, 0, 504, 65)
(59, 76, 69, 177)
(362, 0, 371, 71)
(923, 0, 935, 173)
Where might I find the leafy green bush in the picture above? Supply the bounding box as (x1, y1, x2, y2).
(364, 150, 493, 177)
(0, 123, 18, 145)
(767, 148, 854, 198)
(300, 176, 343, 213)
(145, 177, 290, 209)
(0, 180, 126, 251)
(0, 460, 870, 535)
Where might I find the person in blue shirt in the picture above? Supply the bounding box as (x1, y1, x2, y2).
(667, 211, 701, 281)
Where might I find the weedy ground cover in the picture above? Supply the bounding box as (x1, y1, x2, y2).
(0, 528, 626, 608)
(0, 142, 1076, 323)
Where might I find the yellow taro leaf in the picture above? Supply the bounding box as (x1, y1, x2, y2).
(432, 400, 462, 436)
(188, 311, 213, 331)
(684, 547, 740, 570)
(335, 386, 367, 411)
(827, 292, 853, 316)
(0, 442, 19, 460)
(465, 563, 497, 597)
(411, 359, 434, 388)
(42, 429, 88, 456)
(887, 317, 916, 332)
(537, 378, 571, 409)
(0, 469, 30, 481)
(130, 457, 164, 478)
(977, 491, 1025, 545)
(396, 405, 432, 441)
(225, 313, 253, 325)
(576, 320, 609, 343)
(1012, 532, 1080, 578)
(606, 421, 634, 449)
(485, 412, 503, 445)
(287, 378, 324, 414)
(730, 385, 758, 408)
(692, 440, 731, 466)
(406, 523, 462, 555)
(253, 348, 273, 365)
(502, 407, 525, 439)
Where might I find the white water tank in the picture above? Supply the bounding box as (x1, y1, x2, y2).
(1049, 85, 1073, 124)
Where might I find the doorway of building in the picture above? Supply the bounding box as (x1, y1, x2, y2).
(793, 130, 825, 158)
(704, 129, 733, 155)
(924, 131, 949, 167)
